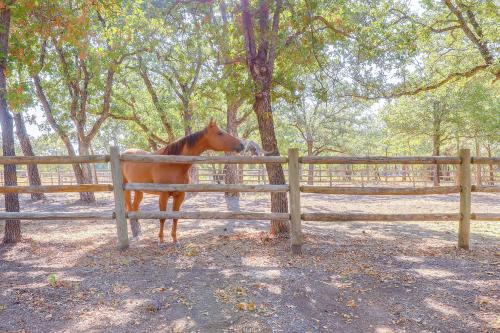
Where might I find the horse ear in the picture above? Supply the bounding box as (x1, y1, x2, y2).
(209, 117, 216, 127)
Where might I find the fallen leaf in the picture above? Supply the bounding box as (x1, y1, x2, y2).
(346, 300, 356, 308)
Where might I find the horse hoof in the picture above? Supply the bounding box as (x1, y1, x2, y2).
(130, 236, 140, 243)
(157, 241, 168, 249)
(173, 242, 181, 249)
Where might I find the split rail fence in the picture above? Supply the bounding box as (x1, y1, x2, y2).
(0, 148, 499, 253)
(5, 164, 498, 187)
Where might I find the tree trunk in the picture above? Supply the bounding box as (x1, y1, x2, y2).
(182, 99, 192, 136)
(454, 135, 460, 185)
(0, 6, 21, 243)
(307, 140, 314, 185)
(254, 92, 288, 235)
(77, 140, 96, 203)
(486, 143, 494, 185)
(33, 74, 95, 203)
(147, 138, 158, 151)
(475, 137, 481, 186)
(139, 66, 175, 142)
(224, 100, 240, 198)
(240, 0, 288, 235)
(344, 164, 352, 181)
(13, 112, 45, 201)
(432, 133, 441, 186)
(89, 144, 98, 184)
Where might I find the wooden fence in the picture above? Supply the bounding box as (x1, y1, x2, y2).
(0, 148, 499, 253)
(3, 161, 498, 187)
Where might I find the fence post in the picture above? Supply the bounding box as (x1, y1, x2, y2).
(288, 148, 302, 255)
(110, 146, 129, 250)
(458, 148, 471, 250)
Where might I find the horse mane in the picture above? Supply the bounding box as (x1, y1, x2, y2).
(156, 128, 206, 155)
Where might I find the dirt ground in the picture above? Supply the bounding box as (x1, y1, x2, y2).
(1, 192, 499, 333)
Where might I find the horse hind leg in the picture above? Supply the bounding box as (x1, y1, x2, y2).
(130, 191, 143, 238)
(158, 193, 168, 245)
(124, 190, 133, 212)
(171, 192, 186, 244)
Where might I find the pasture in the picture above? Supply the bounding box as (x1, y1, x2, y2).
(1, 192, 499, 332)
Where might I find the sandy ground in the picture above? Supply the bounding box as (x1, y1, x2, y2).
(0, 192, 499, 333)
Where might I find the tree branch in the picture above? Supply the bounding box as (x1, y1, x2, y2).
(32, 74, 76, 157)
(86, 69, 114, 142)
(350, 63, 493, 100)
(241, 0, 257, 72)
(443, 0, 493, 65)
(236, 106, 252, 126)
(138, 58, 175, 142)
(268, 0, 282, 68)
(256, 0, 269, 63)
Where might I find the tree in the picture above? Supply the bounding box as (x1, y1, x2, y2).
(277, 91, 361, 184)
(206, 0, 253, 198)
(454, 76, 500, 185)
(142, 2, 207, 137)
(383, 88, 460, 185)
(239, 0, 289, 234)
(13, 112, 45, 201)
(0, 1, 20, 243)
(347, 0, 498, 99)
(25, 1, 139, 202)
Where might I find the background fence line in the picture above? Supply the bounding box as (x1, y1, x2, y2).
(0, 148, 499, 253)
(2, 163, 498, 187)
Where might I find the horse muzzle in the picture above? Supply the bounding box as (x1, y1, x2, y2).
(235, 143, 245, 153)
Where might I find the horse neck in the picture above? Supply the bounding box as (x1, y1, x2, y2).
(180, 138, 208, 156)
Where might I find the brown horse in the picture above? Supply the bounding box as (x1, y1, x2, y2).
(122, 119, 244, 244)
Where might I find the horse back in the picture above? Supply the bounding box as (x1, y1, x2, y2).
(122, 148, 150, 155)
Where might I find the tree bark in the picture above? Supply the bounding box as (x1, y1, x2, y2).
(139, 65, 175, 142)
(89, 144, 99, 184)
(307, 140, 314, 185)
(254, 93, 289, 234)
(241, 0, 288, 235)
(475, 137, 481, 186)
(13, 112, 45, 201)
(224, 99, 241, 198)
(486, 143, 494, 185)
(432, 139, 441, 186)
(0, 6, 21, 243)
(32, 74, 94, 202)
(76, 140, 96, 203)
(432, 111, 441, 186)
(182, 99, 193, 136)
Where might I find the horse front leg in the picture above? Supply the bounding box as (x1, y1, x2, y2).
(171, 192, 186, 244)
(124, 190, 132, 212)
(158, 192, 168, 244)
(130, 191, 143, 239)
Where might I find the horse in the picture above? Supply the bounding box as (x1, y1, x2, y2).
(121, 119, 244, 244)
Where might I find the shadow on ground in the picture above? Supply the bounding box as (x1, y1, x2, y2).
(1, 193, 499, 332)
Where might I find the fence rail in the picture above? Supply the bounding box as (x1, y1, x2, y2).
(0, 184, 113, 193)
(301, 213, 460, 222)
(3, 163, 498, 187)
(124, 183, 289, 193)
(0, 155, 109, 164)
(120, 154, 287, 164)
(471, 157, 500, 164)
(0, 149, 499, 253)
(300, 185, 461, 195)
(300, 156, 462, 164)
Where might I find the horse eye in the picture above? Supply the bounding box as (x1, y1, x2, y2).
(218, 132, 224, 136)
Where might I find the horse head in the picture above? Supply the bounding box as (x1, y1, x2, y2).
(205, 118, 244, 153)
